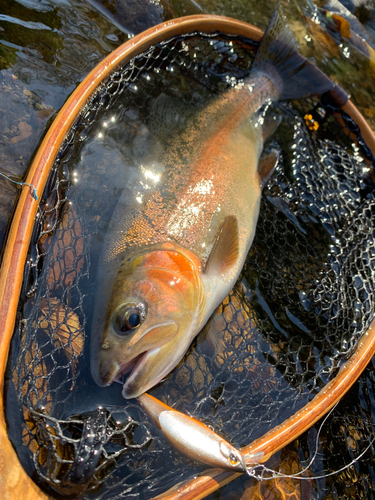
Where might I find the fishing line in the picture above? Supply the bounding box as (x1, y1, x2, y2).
(246, 402, 375, 481)
(0, 172, 38, 200)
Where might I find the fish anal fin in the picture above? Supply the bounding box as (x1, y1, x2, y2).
(258, 149, 279, 189)
(205, 216, 239, 276)
(262, 114, 281, 143)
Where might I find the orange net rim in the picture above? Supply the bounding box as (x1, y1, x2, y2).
(0, 14, 374, 500)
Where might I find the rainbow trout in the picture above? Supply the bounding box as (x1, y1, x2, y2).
(90, 6, 335, 398)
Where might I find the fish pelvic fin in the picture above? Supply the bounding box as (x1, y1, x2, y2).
(205, 215, 239, 276)
(253, 4, 339, 100)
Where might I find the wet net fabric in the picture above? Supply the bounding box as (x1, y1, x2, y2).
(4, 31, 375, 499)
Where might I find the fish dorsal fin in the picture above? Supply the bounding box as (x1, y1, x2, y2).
(258, 148, 279, 189)
(205, 216, 239, 276)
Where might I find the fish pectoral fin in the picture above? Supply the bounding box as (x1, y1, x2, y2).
(258, 148, 279, 189)
(205, 215, 239, 276)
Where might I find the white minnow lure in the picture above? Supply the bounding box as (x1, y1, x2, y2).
(138, 393, 264, 471)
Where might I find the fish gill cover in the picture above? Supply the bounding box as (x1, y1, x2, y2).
(4, 30, 375, 500)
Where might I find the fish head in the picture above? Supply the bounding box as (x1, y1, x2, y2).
(91, 244, 204, 398)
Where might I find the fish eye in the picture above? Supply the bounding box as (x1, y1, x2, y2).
(113, 303, 146, 335)
(127, 311, 140, 328)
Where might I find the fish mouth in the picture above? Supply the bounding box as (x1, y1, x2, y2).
(113, 352, 147, 385)
(94, 322, 179, 394)
(111, 348, 161, 398)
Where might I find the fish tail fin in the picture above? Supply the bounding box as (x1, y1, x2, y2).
(253, 4, 337, 100)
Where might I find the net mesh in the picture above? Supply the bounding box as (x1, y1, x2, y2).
(4, 30, 375, 500)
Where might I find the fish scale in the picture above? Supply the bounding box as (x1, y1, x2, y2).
(102, 75, 271, 264)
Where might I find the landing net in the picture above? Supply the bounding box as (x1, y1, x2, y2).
(5, 28, 375, 500)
